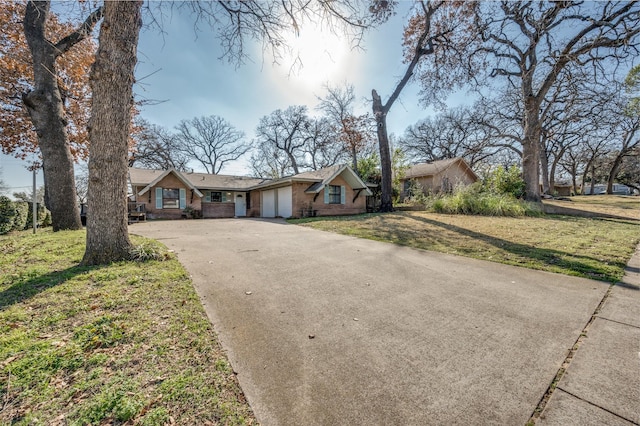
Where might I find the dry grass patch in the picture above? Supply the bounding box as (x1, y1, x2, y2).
(291, 211, 639, 283)
(0, 229, 255, 425)
(543, 195, 640, 221)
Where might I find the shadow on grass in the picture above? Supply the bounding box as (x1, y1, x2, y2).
(0, 264, 101, 310)
(406, 214, 634, 285)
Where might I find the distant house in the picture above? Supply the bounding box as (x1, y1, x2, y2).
(400, 158, 478, 200)
(128, 164, 372, 220)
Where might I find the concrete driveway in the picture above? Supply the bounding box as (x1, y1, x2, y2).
(132, 218, 611, 425)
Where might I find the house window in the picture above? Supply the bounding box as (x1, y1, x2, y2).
(328, 185, 341, 204)
(205, 191, 233, 203)
(162, 188, 180, 208)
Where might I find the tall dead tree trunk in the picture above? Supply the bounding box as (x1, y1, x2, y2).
(22, 1, 102, 231)
(372, 90, 393, 212)
(82, 0, 142, 265)
(371, 1, 443, 212)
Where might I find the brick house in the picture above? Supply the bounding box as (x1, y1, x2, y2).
(128, 164, 372, 220)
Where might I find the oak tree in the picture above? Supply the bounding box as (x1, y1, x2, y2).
(82, 0, 142, 265)
(175, 115, 250, 174)
(1, 0, 101, 230)
(129, 119, 190, 171)
(472, 1, 640, 202)
(317, 83, 375, 172)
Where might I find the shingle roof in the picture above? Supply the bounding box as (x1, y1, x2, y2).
(129, 168, 270, 191)
(129, 164, 371, 196)
(292, 164, 343, 181)
(181, 171, 269, 190)
(404, 158, 477, 180)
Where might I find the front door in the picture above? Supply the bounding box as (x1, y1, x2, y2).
(235, 193, 246, 217)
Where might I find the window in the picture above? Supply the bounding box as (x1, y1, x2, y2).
(328, 185, 341, 204)
(162, 188, 180, 208)
(205, 191, 233, 203)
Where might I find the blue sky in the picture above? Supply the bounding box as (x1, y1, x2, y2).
(2, 3, 462, 194)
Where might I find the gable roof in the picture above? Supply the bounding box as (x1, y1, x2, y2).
(180, 171, 269, 191)
(129, 164, 372, 196)
(251, 164, 372, 196)
(131, 168, 204, 197)
(129, 168, 270, 195)
(301, 164, 372, 195)
(404, 158, 478, 180)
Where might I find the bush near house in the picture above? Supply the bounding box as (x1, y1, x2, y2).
(404, 166, 536, 217)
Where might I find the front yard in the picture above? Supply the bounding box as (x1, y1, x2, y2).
(0, 230, 255, 425)
(291, 197, 640, 283)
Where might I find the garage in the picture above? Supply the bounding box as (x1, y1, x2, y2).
(277, 186, 292, 218)
(261, 189, 276, 218)
(261, 187, 292, 218)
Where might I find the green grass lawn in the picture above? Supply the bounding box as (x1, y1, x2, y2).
(0, 230, 255, 425)
(291, 206, 640, 283)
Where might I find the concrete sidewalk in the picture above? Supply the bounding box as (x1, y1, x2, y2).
(538, 245, 640, 425)
(133, 219, 638, 425)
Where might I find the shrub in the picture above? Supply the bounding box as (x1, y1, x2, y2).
(430, 183, 542, 217)
(0, 196, 17, 234)
(129, 241, 169, 262)
(13, 201, 29, 230)
(483, 165, 526, 198)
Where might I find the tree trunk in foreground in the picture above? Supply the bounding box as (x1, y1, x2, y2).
(82, 1, 142, 265)
(22, 0, 86, 231)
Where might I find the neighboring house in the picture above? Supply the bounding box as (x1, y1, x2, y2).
(400, 157, 478, 199)
(128, 164, 372, 220)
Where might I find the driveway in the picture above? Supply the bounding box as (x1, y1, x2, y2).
(132, 219, 610, 425)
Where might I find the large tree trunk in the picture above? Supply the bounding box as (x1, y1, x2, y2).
(606, 153, 624, 194)
(522, 100, 542, 202)
(539, 141, 550, 195)
(22, 1, 82, 231)
(372, 90, 393, 212)
(82, 1, 142, 265)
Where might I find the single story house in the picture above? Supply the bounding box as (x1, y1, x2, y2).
(400, 157, 478, 199)
(128, 164, 372, 220)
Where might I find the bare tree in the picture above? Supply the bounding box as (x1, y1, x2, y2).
(82, 0, 142, 265)
(317, 83, 375, 171)
(303, 117, 347, 170)
(605, 107, 640, 194)
(372, 0, 478, 212)
(254, 106, 311, 175)
(129, 119, 190, 171)
(400, 106, 503, 169)
(174, 115, 249, 174)
(472, 1, 640, 202)
(22, 0, 103, 230)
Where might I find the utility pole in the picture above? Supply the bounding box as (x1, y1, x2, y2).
(32, 167, 37, 234)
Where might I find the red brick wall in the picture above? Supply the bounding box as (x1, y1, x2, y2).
(291, 175, 367, 218)
(132, 174, 202, 219)
(202, 203, 235, 218)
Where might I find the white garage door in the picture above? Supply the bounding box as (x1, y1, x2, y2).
(262, 190, 276, 218)
(277, 186, 293, 218)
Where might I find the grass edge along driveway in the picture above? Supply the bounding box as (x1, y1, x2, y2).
(290, 210, 640, 283)
(0, 230, 256, 425)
